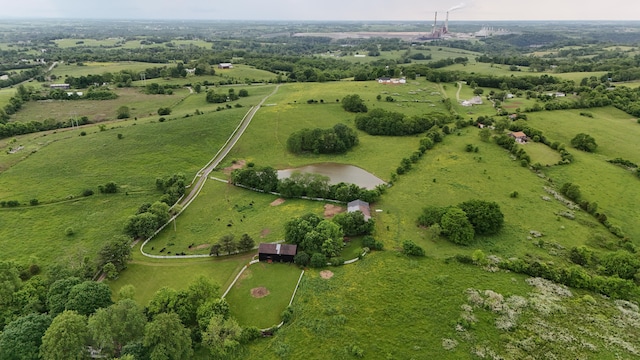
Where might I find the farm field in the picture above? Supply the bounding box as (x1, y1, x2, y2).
(225, 262, 302, 329)
(50, 61, 163, 78)
(372, 126, 617, 260)
(0, 87, 15, 107)
(11, 87, 190, 123)
(226, 80, 448, 178)
(129, 65, 279, 87)
(0, 103, 247, 265)
(243, 252, 640, 360)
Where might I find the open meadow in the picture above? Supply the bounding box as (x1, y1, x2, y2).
(243, 252, 640, 360)
(50, 61, 164, 78)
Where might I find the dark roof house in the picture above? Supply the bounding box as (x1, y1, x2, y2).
(258, 243, 297, 263)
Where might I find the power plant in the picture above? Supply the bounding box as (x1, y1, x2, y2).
(419, 11, 452, 40)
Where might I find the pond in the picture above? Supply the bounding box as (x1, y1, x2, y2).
(277, 163, 385, 190)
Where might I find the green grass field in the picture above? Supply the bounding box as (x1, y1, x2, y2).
(146, 180, 326, 256)
(225, 262, 302, 328)
(0, 87, 16, 107)
(373, 126, 617, 261)
(50, 61, 163, 78)
(226, 80, 447, 179)
(11, 87, 190, 123)
(244, 252, 640, 360)
(108, 249, 251, 305)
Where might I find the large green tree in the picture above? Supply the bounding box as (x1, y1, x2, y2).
(88, 299, 147, 358)
(65, 281, 113, 316)
(47, 277, 82, 315)
(571, 133, 598, 152)
(0, 313, 52, 360)
(40, 311, 88, 360)
(441, 208, 475, 245)
(144, 313, 193, 360)
(202, 314, 242, 356)
(98, 235, 133, 273)
(458, 200, 505, 235)
(341, 94, 368, 113)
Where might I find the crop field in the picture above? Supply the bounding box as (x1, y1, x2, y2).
(225, 262, 302, 328)
(108, 250, 251, 305)
(50, 61, 163, 78)
(146, 179, 326, 256)
(245, 252, 640, 360)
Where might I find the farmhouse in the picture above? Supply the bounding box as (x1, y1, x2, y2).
(347, 199, 371, 221)
(218, 63, 233, 69)
(258, 243, 297, 263)
(377, 77, 406, 85)
(508, 131, 528, 143)
(50, 83, 70, 89)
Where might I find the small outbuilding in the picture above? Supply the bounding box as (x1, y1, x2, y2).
(258, 243, 297, 263)
(347, 199, 371, 221)
(218, 63, 233, 69)
(508, 131, 528, 143)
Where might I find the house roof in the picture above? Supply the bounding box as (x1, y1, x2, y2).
(258, 243, 297, 256)
(347, 200, 371, 220)
(510, 131, 527, 138)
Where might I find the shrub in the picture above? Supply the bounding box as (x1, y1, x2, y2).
(457, 200, 504, 235)
(310, 253, 327, 268)
(239, 327, 261, 344)
(402, 240, 425, 256)
(571, 133, 598, 152)
(157, 107, 172, 116)
(80, 131, 86, 136)
(341, 94, 368, 113)
(99, 181, 118, 194)
(330, 257, 345, 266)
(441, 208, 475, 245)
(65, 227, 75, 236)
(294, 251, 310, 267)
(362, 235, 384, 250)
(29, 199, 39, 206)
(418, 206, 450, 227)
(82, 189, 94, 197)
(281, 306, 294, 324)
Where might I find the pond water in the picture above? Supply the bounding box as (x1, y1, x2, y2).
(277, 163, 385, 190)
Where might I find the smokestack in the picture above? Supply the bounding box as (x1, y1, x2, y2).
(433, 11, 438, 34)
(445, 11, 449, 34)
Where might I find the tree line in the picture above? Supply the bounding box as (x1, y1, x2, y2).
(354, 108, 448, 136)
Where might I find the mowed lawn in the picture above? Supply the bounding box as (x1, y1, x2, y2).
(146, 180, 326, 256)
(226, 262, 302, 328)
(108, 249, 252, 306)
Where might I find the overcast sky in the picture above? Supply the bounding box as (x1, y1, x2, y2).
(1, 0, 639, 21)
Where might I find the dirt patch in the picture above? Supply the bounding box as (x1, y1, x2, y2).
(251, 286, 270, 298)
(270, 198, 285, 206)
(240, 268, 253, 281)
(192, 243, 210, 250)
(223, 159, 246, 175)
(324, 204, 344, 219)
(260, 228, 271, 238)
(320, 270, 334, 279)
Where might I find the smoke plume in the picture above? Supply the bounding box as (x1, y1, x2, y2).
(448, 3, 465, 12)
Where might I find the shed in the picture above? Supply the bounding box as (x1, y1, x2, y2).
(258, 243, 297, 263)
(218, 63, 233, 69)
(347, 199, 371, 221)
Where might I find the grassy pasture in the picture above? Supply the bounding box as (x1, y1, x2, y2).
(226, 262, 302, 328)
(523, 141, 562, 166)
(445, 61, 531, 76)
(11, 87, 190, 123)
(130, 65, 279, 87)
(246, 252, 640, 360)
(526, 107, 640, 164)
(51, 61, 162, 78)
(0, 87, 15, 107)
(372, 126, 616, 261)
(108, 250, 251, 305)
(54, 38, 123, 48)
(226, 80, 447, 179)
(245, 253, 533, 360)
(146, 180, 325, 256)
